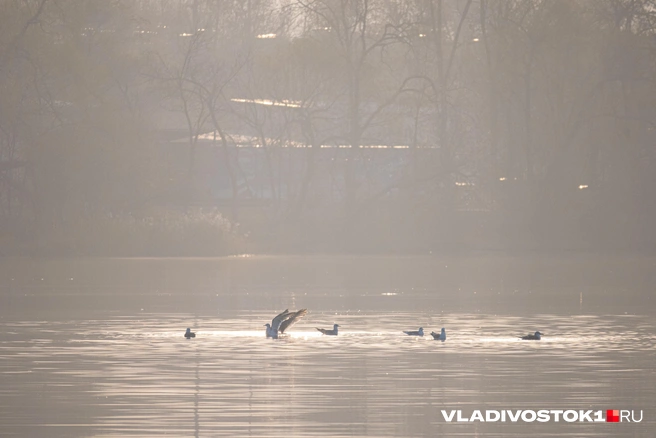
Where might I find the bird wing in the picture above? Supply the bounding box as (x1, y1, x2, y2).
(279, 309, 308, 333)
(271, 309, 291, 331)
(316, 328, 328, 335)
(430, 332, 438, 339)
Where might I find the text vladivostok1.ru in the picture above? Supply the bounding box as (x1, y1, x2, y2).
(440, 410, 643, 423)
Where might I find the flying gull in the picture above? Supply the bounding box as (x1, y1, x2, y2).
(316, 324, 340, 336)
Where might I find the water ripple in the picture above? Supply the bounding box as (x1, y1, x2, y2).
(1, 312, 655, 437)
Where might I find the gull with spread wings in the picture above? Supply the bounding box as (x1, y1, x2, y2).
(265, 309, 308, 339)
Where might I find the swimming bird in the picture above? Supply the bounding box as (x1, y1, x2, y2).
(316, 324, 340, 336)
(265, 309, 308, 338)
(403, 327, 424, 336)
(520, 331, 542, 340)
(184, 328, 196, 339)
(430, 328, 446, 341)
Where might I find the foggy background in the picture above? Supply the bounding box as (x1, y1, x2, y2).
(1, 0, 655, 256)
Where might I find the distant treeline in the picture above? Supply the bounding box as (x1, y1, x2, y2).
(0, 1, 655, 255)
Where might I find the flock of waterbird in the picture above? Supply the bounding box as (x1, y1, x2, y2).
(184, 309, 542, 342)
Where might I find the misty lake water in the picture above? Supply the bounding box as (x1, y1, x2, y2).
(0, 255, 654, 437)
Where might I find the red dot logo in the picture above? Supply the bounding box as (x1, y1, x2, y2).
(606, 410, 620, 423)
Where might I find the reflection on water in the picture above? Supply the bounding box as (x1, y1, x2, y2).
(0, 256, 655, 437)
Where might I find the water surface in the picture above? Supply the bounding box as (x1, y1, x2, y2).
(1, 255, 654, 437)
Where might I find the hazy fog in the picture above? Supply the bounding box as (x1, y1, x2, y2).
(1, 0, 655, 256)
